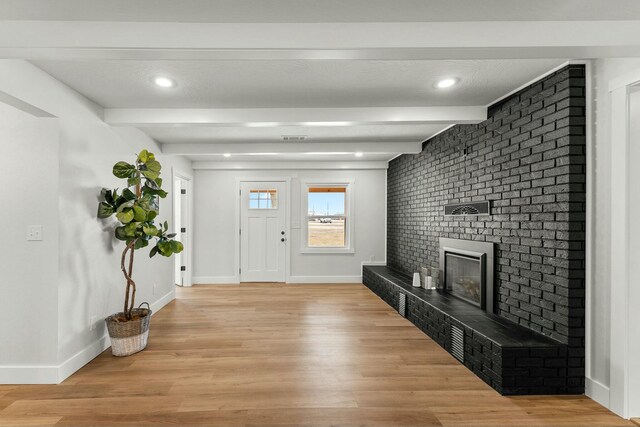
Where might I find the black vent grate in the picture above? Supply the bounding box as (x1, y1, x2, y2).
(444, 201, 490, 216)
(450, 324, 464, 363)
(398, 293, 406, 318)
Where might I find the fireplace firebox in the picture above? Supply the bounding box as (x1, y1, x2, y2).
(439, 238, 495, 313)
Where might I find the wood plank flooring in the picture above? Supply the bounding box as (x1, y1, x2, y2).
(0, 283, 630, 426)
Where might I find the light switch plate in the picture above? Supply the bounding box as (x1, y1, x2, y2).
(27, 225, 43, 241)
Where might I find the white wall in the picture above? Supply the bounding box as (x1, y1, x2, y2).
(0, 60, 193, 382)
(0, 102, 60, 382)
(193, 168, 386, 283)
(587, 57, 640, 406)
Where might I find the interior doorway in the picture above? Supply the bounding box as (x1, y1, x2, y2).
(239, 181, 287, 282)
(173, 171, 192, 287)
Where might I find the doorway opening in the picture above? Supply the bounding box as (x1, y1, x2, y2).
(173, 171, 192, 287)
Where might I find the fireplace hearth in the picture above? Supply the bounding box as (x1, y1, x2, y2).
(439, 238, 494, 313)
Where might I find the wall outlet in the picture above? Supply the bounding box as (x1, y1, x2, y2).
(26, 225, 43, 241)
(89, 315, 97, 331)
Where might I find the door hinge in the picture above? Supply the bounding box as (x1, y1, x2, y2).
(180, 266, 186, 272)
(239, 229, 241, 235)
(181, 189, 186, 195)
(239, 267, 242, 274)
(181, 227, 186, 233)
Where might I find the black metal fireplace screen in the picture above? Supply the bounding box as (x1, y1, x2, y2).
(439, 238, 495, 313)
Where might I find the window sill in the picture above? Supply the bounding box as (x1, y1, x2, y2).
(300, 247, 355, 254)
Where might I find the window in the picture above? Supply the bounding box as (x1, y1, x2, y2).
(302, 181, 354, 253)
(249, 189, 278, 209)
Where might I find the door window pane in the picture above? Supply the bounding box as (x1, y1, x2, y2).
(307, 187, 346, 247)
(249, 190, 278, 209)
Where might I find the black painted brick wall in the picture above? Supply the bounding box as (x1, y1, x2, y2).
(386, 65, 586, 390)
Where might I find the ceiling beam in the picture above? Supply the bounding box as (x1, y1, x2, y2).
(192, 161, 389, 170)
(161, 141, 422, 155)
(2, 20, 640, 60)
(105, 107, 486, 127)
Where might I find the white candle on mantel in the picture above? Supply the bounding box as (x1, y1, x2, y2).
(412, 272, 421, 287)
(427, 276, 434, 289)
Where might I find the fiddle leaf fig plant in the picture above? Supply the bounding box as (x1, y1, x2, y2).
(98, 150, 183, 319)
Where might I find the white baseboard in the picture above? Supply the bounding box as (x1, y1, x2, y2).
(1, 290, 176, 385)
(57, 334, 111, 383)
(150, 289, 175, 313)
(0, 365, 59, 384)
(193, 276, 240, 284)
(586, 377, 610, 408)
(288, 275, 362, 284)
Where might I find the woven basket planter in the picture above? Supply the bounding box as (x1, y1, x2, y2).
(105, 306, 152, 357)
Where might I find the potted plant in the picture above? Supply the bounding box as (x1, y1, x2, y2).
(97, 149, 183, 356)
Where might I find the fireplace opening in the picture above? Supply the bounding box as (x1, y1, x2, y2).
(445, 253, 483, 307)
(439, 238, 495, 313)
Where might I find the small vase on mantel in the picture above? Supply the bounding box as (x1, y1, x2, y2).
(412, 272, 421, 288)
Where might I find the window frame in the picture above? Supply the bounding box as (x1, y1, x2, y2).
(300, 179, 355, 254)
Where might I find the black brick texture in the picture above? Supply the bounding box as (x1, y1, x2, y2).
(385, 65, 586, 393)
(363, 266, 580, 395)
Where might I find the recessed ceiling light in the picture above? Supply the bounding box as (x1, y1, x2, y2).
(355, 152, 364, 157)
(153, 76, 176, 88)
(435, 78, 459, 89)
(223, 153, 231, 158)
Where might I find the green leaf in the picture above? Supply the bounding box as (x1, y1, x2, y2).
(116, 200, 135, 212)
(121, 188, 137, 202)
(127, 176, 141, 187)
(155, 177, 163, 187)
(149, 246, 159, 258)
(158, 240, 172, 256)
(170, 240, 184, 253)
(145, 160, 161, 172)
(137, 149, 150, 163)
(132, 205, 147, 222)
(116, 209, 134, 224)
(146, 210, 157, 221)
(97, 202, 114, 218)
(112, 161, 136, 179)
(102, 188, 114, 204)
(142, 224, 158, 237)
(141, 169, 160, 181)
(164, 221, 169, 232)
(124, 221, 139, 236)
(114, 226, 128, 241)
(134, 238, 149, 250)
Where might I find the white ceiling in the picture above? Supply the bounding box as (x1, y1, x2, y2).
(3, 0, 640, 22)
(10, 1, 628, 164)
(31, 58, 564, 161)
(32, 59, 563, 109)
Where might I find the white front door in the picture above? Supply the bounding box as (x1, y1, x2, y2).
(240, 181, 286, 282)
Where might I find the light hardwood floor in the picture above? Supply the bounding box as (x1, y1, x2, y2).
(0, 283, 630, 426)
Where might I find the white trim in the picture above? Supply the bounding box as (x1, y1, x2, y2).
(300, 179, 355, 254)
(586, 377, 611, 409)
(57, 334, 110, 383)
(0, 365, 59, 384)
(608, 76, 639, 419)
(0, 290, 175, 384)
(288, 275, 362, 284)
(193, 276, 240, 285)
(193, 161, 389, 171)
(584, 60, 594, 390)
(172, 168, 194, 287)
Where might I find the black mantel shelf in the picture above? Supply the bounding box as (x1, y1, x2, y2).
(367, 265, 559, 349)
(363, 265, 579, 395)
